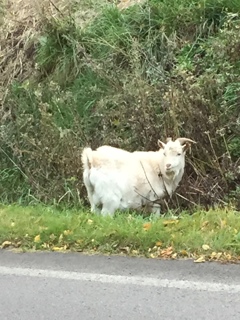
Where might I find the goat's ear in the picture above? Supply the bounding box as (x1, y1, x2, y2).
(158, 140, 166, 149)
(182, 142, 191, 152)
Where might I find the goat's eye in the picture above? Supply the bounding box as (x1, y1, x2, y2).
(177, 153, 181, 156)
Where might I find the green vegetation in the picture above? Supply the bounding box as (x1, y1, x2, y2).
(0, 204, 239, 262)
(0, 0, 240, 212)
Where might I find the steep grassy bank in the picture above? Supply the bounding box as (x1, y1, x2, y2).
(0, 0, 239, 210)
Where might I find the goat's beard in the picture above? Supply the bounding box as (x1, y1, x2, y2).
(165, 168, 179, 180)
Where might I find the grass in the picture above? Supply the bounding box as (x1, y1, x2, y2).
(0, 204, 240, 263)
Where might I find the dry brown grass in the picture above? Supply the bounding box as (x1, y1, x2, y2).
(0, 0, 120, 101)
(117, 0, 146, 10)
(0, 0, 150, 112)
(0, 0, 67, 109)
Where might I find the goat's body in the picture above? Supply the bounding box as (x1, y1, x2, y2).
(82, 138, 196, 216)
(97, 145, 130, 155)
(95, 146, 184, 196)
(82, 147, 184, 216)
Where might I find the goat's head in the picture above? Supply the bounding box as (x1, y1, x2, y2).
(157, 137, 196, 176)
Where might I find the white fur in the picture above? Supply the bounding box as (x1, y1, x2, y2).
(81, 138, 195, 216)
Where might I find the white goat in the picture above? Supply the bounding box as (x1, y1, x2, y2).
(97, 145, 131, 156)
(81, 137, 196, 216)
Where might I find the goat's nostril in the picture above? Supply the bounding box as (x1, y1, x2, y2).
(166, 163, 171, 168)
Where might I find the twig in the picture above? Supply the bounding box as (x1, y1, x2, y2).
(133, 160, 173, 215)
(158, 169, 170, 198)
(175, 192, 198, 206)
(49, 0, 65, 18)
(205, 131, 226, 181)
(163, 199, 170, 212)
(0, 147, 28, 179)
(189, 186, 205, 194)
(139, 160, 159, 199)
(58, 190, 71, 204)
(133, 187, 156, 204)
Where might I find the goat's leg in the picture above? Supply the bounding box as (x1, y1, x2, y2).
(101, 199, 120, 217)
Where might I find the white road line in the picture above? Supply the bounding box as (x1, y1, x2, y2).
(0, 265, 239, 293)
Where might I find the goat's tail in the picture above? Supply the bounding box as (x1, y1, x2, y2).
(81, 147, 93, 171)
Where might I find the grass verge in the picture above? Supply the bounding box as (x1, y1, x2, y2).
(0, 204, 239, 263)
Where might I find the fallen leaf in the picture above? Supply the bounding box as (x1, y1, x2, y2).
(120, 246, 130, 253)
(224, 253, 231, 260)
(131, 250, 139, 255)
(52, 246, 64, 252)
(42, 243, 50, 249)
(216, 252, 222, 259)
(143, 222, 152, 231)
(87, 219, 93, 225)
(172, 253, 178, 259)
(160, 246, 173, 257)
(34, 235, 41, 243)
(163, 220, 179, 226)
(194, 256, 205, 263)
(49, 234, 56, 241)
(202, 244, 210, 251)
(11, 222, 15, 227)
(155, 241, 162, 247)
(76, 239, 83, 244)
(1, 241, 12, 249)
(63, 230, 72, 236)
(210, 251, 217, 258)
(14, 241, 22, 248)
(180, 250, 188, 256)
(58, 234, 63, 242)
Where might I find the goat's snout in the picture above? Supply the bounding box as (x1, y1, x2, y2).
(166, 163, 172, 169)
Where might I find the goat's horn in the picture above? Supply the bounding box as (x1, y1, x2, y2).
(176, 138, 196, 145)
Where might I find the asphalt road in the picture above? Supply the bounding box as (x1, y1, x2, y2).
(0, 250, 240, 320)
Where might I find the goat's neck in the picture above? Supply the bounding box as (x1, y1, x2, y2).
(159, 167, 184, 195)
